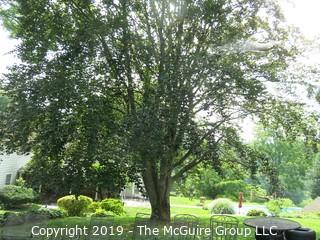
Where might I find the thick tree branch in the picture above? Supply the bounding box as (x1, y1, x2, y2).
(171, 135, 224, 181)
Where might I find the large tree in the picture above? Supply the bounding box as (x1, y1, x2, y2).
(311, 155, 320, 199)
(254, 102, 319, 202)
(0, 0, 295, 221)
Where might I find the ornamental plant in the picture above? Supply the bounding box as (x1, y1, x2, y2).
(208, 198, 235, 214)
(57, 195, 92, 216)
(100, 199, 125, 216)
(0, 185, 36, 209)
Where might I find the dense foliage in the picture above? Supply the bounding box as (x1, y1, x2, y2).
(28, 207, 66, 219)
(246, 209, 267, 217)
(311, 155, 320, 199)
(0, 185, 36, 209)
(266, 198, 294, 216)
(0, 0, 296, 220)
(254, 103, 319, 203)
(100, 199, 125, 216)
(57, 195, 93, 217)
(21, 155, 130, 200)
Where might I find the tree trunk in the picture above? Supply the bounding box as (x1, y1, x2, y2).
(150, 193, 171, 222)
(142, 160, 172, 222)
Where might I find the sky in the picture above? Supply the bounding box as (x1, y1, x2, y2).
(240, 0, 320, 141)
(0, 0, 320, 142)
(281, 0, 320, 39)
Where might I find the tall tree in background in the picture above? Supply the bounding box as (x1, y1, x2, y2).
(0, 0, 295, 221)
(311, 155, 320, 199)
(255, 102, 319, 202)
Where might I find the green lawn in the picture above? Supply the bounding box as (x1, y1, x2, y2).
(170, 196, 206, 206)
(125, 206, 210, 218)
(170, 196, 268, 208)
(1, 205, 319, 239)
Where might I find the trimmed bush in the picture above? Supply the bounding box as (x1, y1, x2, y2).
(0, 185, 36, 209)
(88, 201, 101, 213)
(208, 198, 235, 214)
(247, 209, 267, 217)
(57, 195, 93, 216)
(100, 199, 125, 215)
(91, 209, 112, 217)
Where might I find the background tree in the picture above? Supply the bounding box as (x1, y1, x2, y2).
(0, 0, 296, 221)
(253, 102, 319, 203)
(311, 155, 320, 199)
(254, 132, 311, 203)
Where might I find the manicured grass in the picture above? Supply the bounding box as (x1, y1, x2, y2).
(48, 207, 320, 234)
(170, 196, 206, 206)
(125, 206, 210, 218)
(2, 215, 319, 240)
(288, 218, 320, 236)
(1, 203, 320, 239)
(170, 196, 266, 208)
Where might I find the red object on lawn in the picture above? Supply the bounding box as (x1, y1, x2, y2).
(238, 192, 243, 208)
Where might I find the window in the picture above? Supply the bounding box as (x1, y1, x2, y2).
(5, 174, 12, 185)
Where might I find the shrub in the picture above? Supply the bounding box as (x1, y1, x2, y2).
(208, 198, 235, 214)
(57, 195, 93, 216)
(91, 209, 113, 217)
(247, 209, 267, 217)
(15, 177, 26, 187)
(100, 199, 125, 215)
(0, 185, 36, 209)
(88, 201, 101, 213)
(29, 207, 66, 219)
(266, 198, 294, 216)
(247, 186, 268, 203)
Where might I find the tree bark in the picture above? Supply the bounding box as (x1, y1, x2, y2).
(142, 160, 172, 222)
(150, 193, 171, 222)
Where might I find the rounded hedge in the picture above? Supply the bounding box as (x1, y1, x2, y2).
(247, 209, 267, 217)
(57, 195, 93, 216)
(88, 201, 101, 213)
(208, 198, 235, 214)
(0, 185, 36, 209)
(100, 199, 125, 215)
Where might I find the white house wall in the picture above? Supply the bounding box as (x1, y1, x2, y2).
(0, 153, 30, 186)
